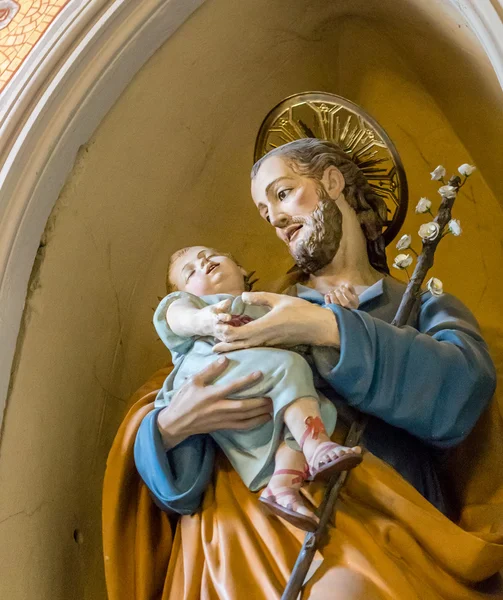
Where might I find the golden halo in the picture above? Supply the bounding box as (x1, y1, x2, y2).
(254, 92, 408, 244)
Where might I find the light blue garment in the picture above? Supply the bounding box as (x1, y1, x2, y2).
(134, 276, 496, 515)
(150, 291, 337, 491)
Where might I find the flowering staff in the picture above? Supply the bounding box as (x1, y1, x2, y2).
(281, 162, 476, 600)
(392, 163, 474, 327)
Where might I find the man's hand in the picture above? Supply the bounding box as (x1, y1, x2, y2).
(324, 283, 359, 309)
(157, 356, 272, 449)
(212, 292, 340, 353)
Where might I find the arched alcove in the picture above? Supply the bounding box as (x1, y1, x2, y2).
(0, 1, 502, 598)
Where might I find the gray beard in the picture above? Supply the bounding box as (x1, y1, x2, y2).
(290, 192, 343, 275)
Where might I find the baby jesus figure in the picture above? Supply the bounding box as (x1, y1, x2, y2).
(152, 245, 362, 531)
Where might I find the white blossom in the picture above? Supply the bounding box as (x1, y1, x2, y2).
(418, 222, 440, 241)
(438, 185, 457, 199)
(415, 197, 432, 214)
(427, 277, 444, 297)
(430, 165, 446, 181)
(448, 219, 462, 236)
(393, 253, 413, 270)
(396, 234, 412, 251)
(458, 163, 476, 177)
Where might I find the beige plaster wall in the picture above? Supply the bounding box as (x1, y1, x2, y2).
(0, 1, 502, 598)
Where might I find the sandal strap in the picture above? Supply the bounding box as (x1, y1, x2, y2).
(262, 488, 300, 503)
(271, 467, 309, 485)
(270, 489, 298, 501)
(299, 415, 326, 450)
(309, 441, 341, 470)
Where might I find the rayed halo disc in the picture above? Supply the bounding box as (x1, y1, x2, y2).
(254, 92, 408, 244)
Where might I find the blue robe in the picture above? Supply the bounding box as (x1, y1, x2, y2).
(134, 276, 496, 516)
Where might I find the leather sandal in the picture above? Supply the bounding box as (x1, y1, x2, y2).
(306, 441, 363, 480)
(300, 416, 363, 481)
(259, 468, 318, 532)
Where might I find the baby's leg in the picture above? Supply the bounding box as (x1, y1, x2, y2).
(283, 398, 362, 478)
(260, 442, 318, 531)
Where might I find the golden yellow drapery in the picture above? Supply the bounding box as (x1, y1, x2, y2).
(103, 366, 503, 599)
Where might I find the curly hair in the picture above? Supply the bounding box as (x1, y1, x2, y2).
(251, 139, 389, 274)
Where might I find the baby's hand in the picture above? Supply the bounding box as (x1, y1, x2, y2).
(197, 299, 233, 338)
(324, 284, 359, 309)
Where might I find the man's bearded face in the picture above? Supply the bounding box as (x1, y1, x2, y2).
(251, 156, 344, 274)
(289, 183, 343, 274)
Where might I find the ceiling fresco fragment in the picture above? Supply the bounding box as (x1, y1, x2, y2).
(0, 0, 70, 92)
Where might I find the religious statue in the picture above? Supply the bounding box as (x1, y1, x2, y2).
(103, 96, 503, 599)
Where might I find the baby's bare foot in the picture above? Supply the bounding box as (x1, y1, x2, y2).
(303, 431, 361, 468)
(302, 434, 363, 481)
(315, 443, 362, 468)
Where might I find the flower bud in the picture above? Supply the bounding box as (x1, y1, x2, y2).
(415, 197, 432, 214)
(427, 277, 444, 297)
(458, 164, 476, 177)
(393, 253, 413, 270)
(396, 234, 412, 251)
(448, 219, 462, 236)
(438, 185, 457, 199)
(430, 166, 446, 181)
(418, 222, 440, 241)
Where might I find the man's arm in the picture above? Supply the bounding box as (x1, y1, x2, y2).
(319, 292, 496, 447)
(133, 358, 271, 514)
(134, 409, 215, 515)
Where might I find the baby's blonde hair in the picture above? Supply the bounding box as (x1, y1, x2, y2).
(166, 246, 258, 293)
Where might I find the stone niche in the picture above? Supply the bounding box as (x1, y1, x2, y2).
(0, 0, 502, 598)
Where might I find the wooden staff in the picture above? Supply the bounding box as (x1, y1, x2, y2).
(281, 175, 462, 600)
(281, 416, 368, 600)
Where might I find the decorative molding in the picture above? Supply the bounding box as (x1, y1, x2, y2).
(448, 0, 503, 88)
(0, 0, 205, 429)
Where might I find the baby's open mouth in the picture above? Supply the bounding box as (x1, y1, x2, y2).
(206, 263, 218, 274)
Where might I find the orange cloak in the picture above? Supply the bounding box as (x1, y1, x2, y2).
(103, 366, 503, 599)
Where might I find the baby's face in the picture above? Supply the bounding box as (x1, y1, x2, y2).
(170, 246, 246, 296)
